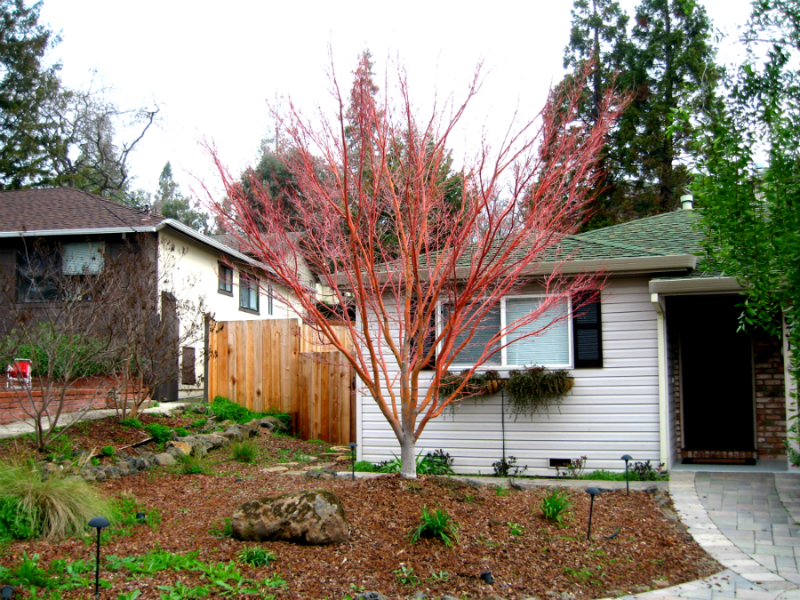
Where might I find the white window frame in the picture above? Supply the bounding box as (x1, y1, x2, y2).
(438, 294, 573, 370)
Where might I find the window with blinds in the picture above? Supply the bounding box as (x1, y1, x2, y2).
(62, 242, 105, 275)
(442, 295, 572, 368)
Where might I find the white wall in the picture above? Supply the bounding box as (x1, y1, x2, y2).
(157, 228, 301, 397)
(356, 277, 661, 476)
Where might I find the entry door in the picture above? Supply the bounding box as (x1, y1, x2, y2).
(671, 295, 754, 451)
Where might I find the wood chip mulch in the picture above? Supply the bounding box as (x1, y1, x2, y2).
(0, 416, 721, 600)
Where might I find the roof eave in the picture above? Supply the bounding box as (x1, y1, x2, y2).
(0, 226, 159, 238)
(649, 276, 743, 295)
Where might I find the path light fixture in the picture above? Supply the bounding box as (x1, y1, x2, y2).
(235, 478, 242, 483)
(621, 455, 633, 496)
(480, 571, 494, 585)
(1, 585, 14, 599)
(585, 487, 602, 541)
(88, 516, 110, 598)
(349, 442, 357, 481)
(136, 511, 146, 524)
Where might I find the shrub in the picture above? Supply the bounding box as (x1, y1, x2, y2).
(0, 460, 111, 539)
(632, 460, 666, 481)
(190, 418, 207, 429)
(231, 440, 257, 463)
(211, 396, 291, 429)
(238, 546, 276, 567)
(417, 450, 454, 475)
(541, 489, 572, 524)
(354, 460, 378, 472)
(119, 418, 143, 428)
(492, 455, 526, 477)
(410, 506, 459, 547)
(144, 423, 173, 444)
(0, 495, 36, 540)
(173, 427, 190, 438)
(177, 455, 206, 475)
(101, 446, 115, 457)
(209, 517, 233, 538)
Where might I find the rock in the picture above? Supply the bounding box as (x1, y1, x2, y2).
(192, 405, 208, 414)
(94, 469, 106, 482)
(40, 462, 61, 480)
(258, 416, 286, 433)
(232, 489, 349, 544)
(305, 468, 338, 480)
(408, 592, 428, 600)
(235, 423, 255, 439)
(169, 429, 179, 441)
(481, 595, 507, 600)
(441, 596, 460, 600)
(104, 466, 120, 480)
(651, 578, 670, 588)
(178, 435, 212, 457)
(262, 466, 288, 473)
(356, 593, 389, 600)
(218, 419, 232, 428)
(116, 462, 131, 476)
(201, 433, 228, 449)
(630, 585, 650, 594)
(283, 471, 306, 476)
(521, 597, 542, 600)
(167, 441, 193, 458)
(221, 427, 244, 442)
(80, 468, 97, 481)
(296, 455, 318, 462)
(154, 453, 176, 466)
(334, 455, 350, 463)
(661, 508, 679, 522)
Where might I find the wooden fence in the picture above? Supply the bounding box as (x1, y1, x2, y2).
(207, 319, 355, 444)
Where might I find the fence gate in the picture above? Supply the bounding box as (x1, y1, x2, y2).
(207, 319, 355, 444)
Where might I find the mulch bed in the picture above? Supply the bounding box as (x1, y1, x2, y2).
(0, 415, 721, 600)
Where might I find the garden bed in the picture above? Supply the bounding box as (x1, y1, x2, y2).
(0, 414, 720, 600)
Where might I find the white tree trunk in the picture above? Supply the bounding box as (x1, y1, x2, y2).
(400, 430, 417, 479)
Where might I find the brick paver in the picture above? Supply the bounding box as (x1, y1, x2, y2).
(610, 472, 800, 600)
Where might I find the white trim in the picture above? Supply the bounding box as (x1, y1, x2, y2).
(650, 293, 670, 468)
(649, 276, 743, 295)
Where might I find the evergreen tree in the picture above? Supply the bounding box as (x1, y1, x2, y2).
(0, 0, 61, 188)
(562, 0, 630, 229)
(155, 162, 208, 232)
(627, 0, 721, 215)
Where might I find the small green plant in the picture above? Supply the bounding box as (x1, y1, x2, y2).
(0, 495, 36, 540)
(174, 427, 190, 438)
(231, 440, 257, 463)
(190, 418, 207, 429)
(90, 457, 101, 466)
(119, 418, 143, 428)
(417, 449, 455, 475)
(177, 454, 206, 475)
(495, 486, 510, 497)
(209, 517, 234, 538)
(541, 489, 573, 524)
(353, 460, 378, 472)
(508, 522, 524, 536)
(428, 570, 450, 582)
(111, 494, 162, 531)
(238, 546, 277, 567)
(410, 505, 459, 547)
(631, 460, 666, 481)
(101, 445, 116, 457)
(145, 423, 173, 444)
(492, 455, 526, 477)
(394, 565, 419, 586)
(556, 456, 587, 478)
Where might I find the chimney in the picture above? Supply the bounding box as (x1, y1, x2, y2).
(680, 194, 694, 210)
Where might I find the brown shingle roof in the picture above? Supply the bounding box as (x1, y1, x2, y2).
(0, 188, 164, 233)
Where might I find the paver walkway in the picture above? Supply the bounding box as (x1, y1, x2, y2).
(619, 471, 800, 600)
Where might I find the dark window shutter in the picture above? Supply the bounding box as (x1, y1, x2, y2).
(410, 299, 437, 370)
(572, 294, 603, 368)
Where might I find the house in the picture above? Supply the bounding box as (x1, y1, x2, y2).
(356, 200, 794, 474)
(0, 187, 301, 411)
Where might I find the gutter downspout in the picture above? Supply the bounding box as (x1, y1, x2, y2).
(651, 293, 670, 469)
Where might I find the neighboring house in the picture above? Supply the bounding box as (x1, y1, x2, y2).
(357, 200, 794, 474)
(0, 188, 300, 406)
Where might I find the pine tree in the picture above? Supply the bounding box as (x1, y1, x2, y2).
(155, 162, 208, 232)
(627, 0, 721, 215)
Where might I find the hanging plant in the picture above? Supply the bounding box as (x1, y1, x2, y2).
(505, 366, 574, 417)
(437, 370, 504, 400)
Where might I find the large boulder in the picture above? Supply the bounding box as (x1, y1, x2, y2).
(232, 489, 349, 544)
(258, 416, 286, 434)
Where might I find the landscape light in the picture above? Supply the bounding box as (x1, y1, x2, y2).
(235, 478, 242, 482)
(585, 487, 602, 541)
(136, 512, 146, 524)
(621, 455, 633, 496)
(480, 571, 494, 585)
(1, 585, 14, 599)
(88, 516, 110, 598)
(349, 442, 357, 481)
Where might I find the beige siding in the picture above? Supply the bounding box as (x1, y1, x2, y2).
(356, 277, 662, 475)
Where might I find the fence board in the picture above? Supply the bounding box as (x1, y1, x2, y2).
(208, 319, 354, 444)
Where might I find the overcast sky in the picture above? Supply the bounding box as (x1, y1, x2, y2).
(39, 0, 754, 202)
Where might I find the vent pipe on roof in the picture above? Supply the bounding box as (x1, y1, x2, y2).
(680, 194, 694, 210)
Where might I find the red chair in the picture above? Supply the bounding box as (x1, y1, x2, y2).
(6, 359, 32, 388)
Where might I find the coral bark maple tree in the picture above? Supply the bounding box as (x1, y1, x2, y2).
(209, 59, 622, 478)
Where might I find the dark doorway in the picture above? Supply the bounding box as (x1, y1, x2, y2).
(667, 295, 754, 456)
(153, 292, 180, 402)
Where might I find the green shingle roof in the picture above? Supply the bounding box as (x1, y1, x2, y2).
(567, 209, 704, 260)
